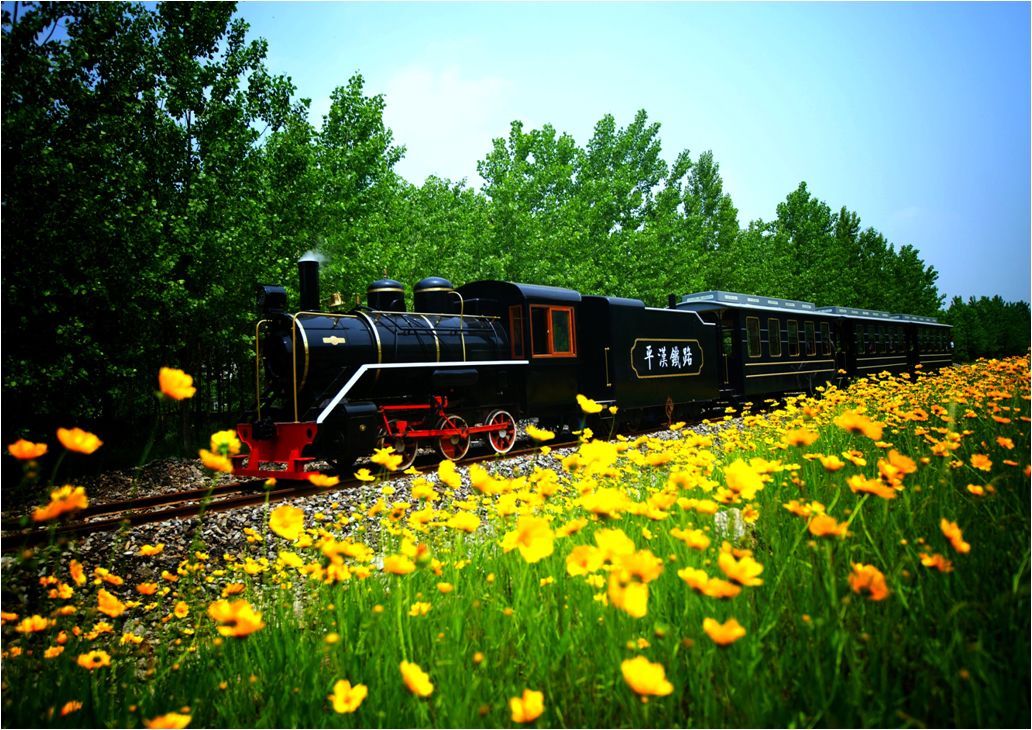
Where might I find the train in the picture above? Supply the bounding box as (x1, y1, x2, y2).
(233, 257, 953, 480)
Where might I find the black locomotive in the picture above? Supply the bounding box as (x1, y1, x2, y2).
(234, 258, 952, 480)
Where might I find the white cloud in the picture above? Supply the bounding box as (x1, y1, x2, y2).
(379, 65, 514, 187)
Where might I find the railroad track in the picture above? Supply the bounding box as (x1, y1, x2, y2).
(0, 436, 590, 553)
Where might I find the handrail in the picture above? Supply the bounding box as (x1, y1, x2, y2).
(254, 319, 270, 420)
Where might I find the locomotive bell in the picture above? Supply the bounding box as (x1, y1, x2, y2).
(367, 279, 406, 311)
(413, 277, 457, 314)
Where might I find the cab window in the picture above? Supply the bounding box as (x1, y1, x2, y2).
(530, 305, 576, 357)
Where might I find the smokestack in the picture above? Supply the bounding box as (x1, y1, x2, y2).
(298, 251, 322, 311)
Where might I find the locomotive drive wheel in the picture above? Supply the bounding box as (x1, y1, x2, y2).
(377, 419, 419, 472)
(436, 415, 470, 461)
(485, 409, 517, 454)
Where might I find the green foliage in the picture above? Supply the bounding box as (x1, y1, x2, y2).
(946, 296, 1031, 361)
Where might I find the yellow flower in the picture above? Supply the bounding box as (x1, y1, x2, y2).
(446, 511, 480, 533)
(717, 545, 764, 586)
(400, 660, 434, 697)
(77, 650, 111, 670)
(847, 475, 897, 500)
(819, 455, 845, 472)
(383, 554, 416, 575)
(722, 459, 765, 500)
(269, 504, 305, 541)
(198, 448, 233, 473)
(330, 679, 368, 714)
(44, 645, 65, 659)
(57, 427, 103, 454)
(940, 519, 971, 554)
(207, 599, 265, 637)
(525, 424, 555, 442)
(408, 601, 432, 617)
(677, 566, 741, 599)
(702, 617, 746, 646)
(783, 428, 819, 447)
(173, 601, 189, 619)
(209, 429, 241, 456)
(308, 472, 340, 488)
(566, 545, 604, 577)
(138, 543, 165, 556)
(69, 559, 86, 585)
(438, 459, 462, 489)
(669, 527, 710, 550)
(144, 712, 192, 729)
(354, 468, 375, 482)
(848, 563, 889, 601)
(621, 656, 674, 700)
(501, 515, 555, 564)
(608, 550, 663, 618)
(8, 439, 47, 460)
(576, 394, 604, 414)
(371, 447, 404, 471)
(510, 689, 545, 723)
(15, 614, 53, 633)
(158, 367, 197, 401)
(97, 589, 127, 618)
(436, 582, 454, 594)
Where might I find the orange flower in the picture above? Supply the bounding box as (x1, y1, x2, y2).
(32, 486, 89, 522)
(702, 617, 746, 645)
(76, 650, 111, 670)
(847, 474, 897, 500)
(69, 559, 86, 586)
(819, 455, 845, 472)
(970, 454, 992, 472)
(137, 583, 158, 595)
(269, 504, 305, 541)
(919, 552, 954, 573)
(807, 513, 849, 539)
(400, 660, 434, 697)
(621, 656, 673, 700)
(57, 427, 103, 454)
(834, 411, 883, 441)
(60, 701, 83, 717)
(97, 589, 126, 618)
(198, 449, 232, 473)
(308, 472, 340, 488)
(158, 367, 196, 401)
(330, 679, 368, 714)
(940, 519, 971, 554)
(207, 599, 264, 637)
(848, 563, 889, 601)
(8, 439, 47, 460)
(677, 566, 741, 599)
(509, 689, 545, 723)
(144, 712, 192, 729)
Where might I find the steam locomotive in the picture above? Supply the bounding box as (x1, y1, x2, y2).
(233, 257, 953, 480)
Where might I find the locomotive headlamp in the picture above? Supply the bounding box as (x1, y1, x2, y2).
(256, 284, 287, 314)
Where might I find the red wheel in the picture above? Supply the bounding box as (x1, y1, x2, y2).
(377, 419, 419, 472)
(435, 415, 470, 461)
(485, 409, 517, 454)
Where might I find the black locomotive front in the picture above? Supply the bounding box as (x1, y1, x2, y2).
(235, 259, 525, 479)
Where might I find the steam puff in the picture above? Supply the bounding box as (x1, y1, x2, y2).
(299, 250, 326, 263)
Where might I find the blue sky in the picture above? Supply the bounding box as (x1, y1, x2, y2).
(236, 2, 1030, 304)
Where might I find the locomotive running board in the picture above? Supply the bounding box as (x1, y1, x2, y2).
(315, 360, 529, 424)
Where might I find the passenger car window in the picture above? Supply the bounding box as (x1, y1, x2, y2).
(746, 317, 761, 358)
(805, 322, 816, 356)
(820, 322, 832, 356)
(550, 309, 573, 354)
(788, 320, 799, 356)
(768, 318, 781, 357)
